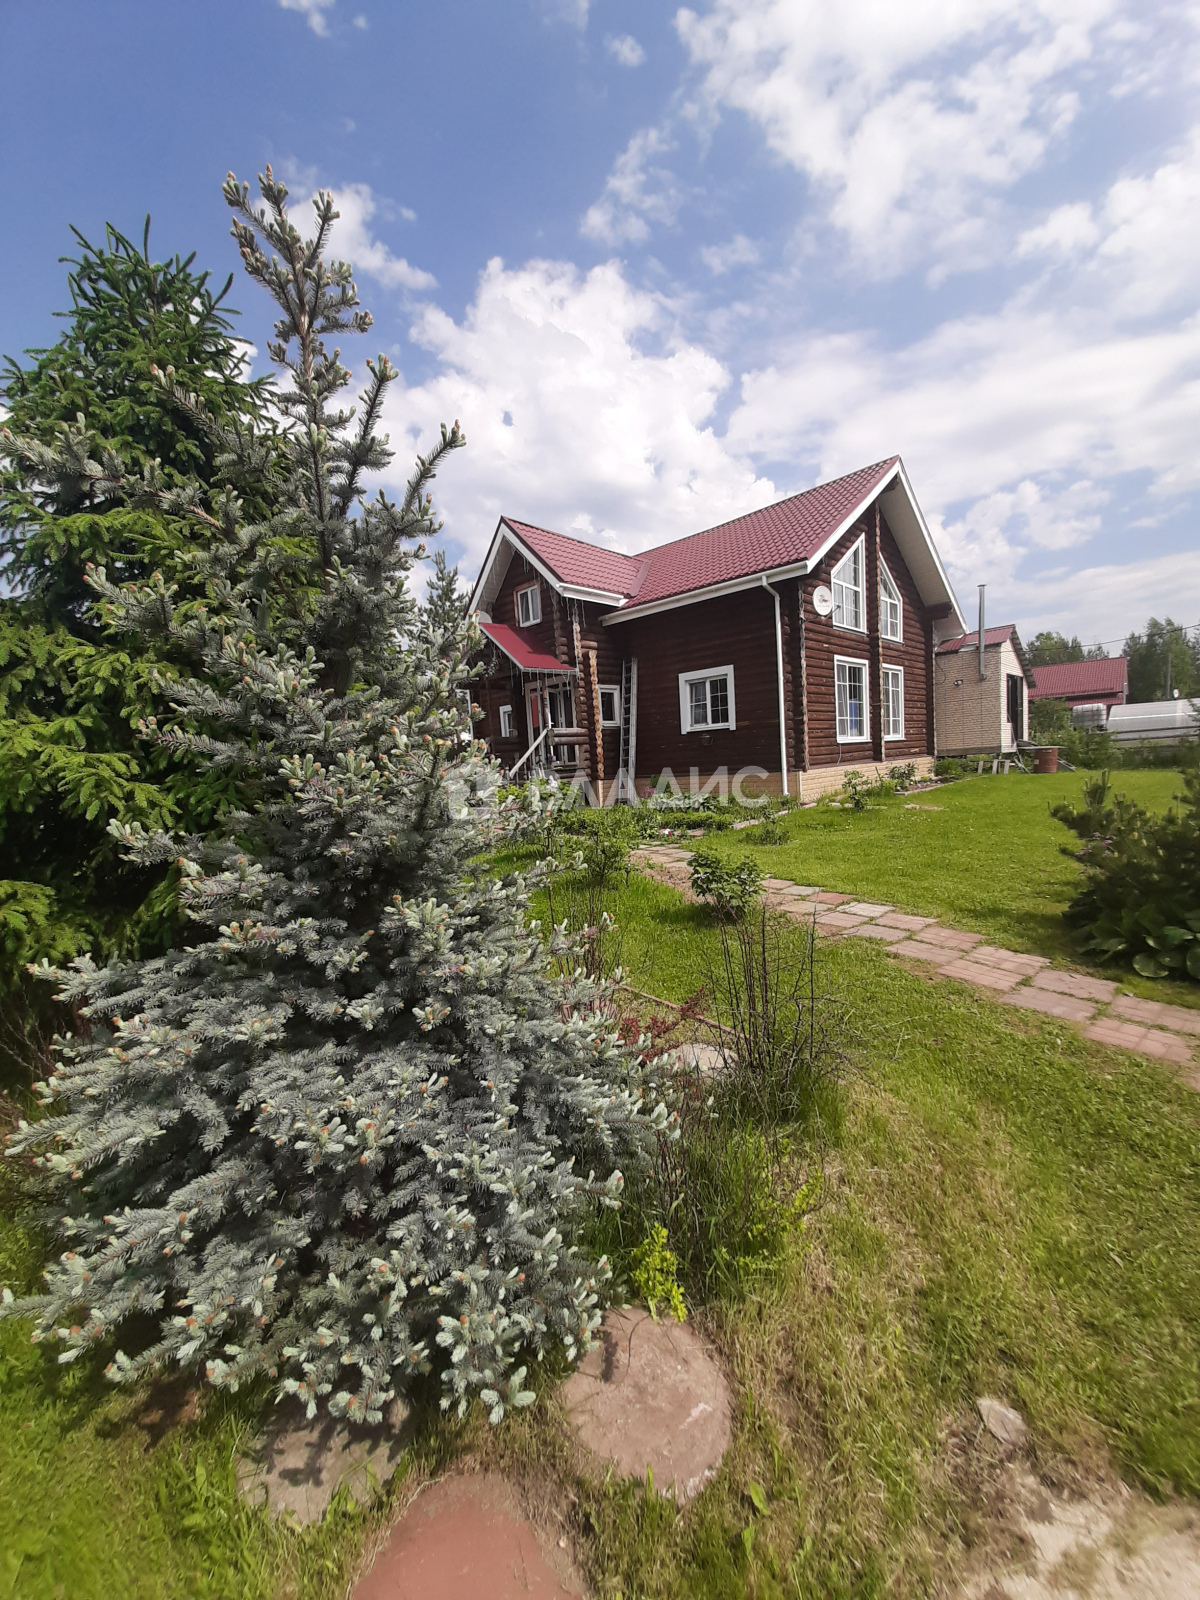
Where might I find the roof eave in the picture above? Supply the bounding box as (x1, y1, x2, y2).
(601, 561, 811, 625)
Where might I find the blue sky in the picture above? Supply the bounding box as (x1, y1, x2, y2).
(4, 0, 1200, 646)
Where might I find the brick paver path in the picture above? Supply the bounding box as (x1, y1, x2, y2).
(633, 845, 1200, 1084)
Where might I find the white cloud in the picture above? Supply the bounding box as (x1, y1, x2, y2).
(303, 181, 436, 293)
(581, 127, 684, 245)
(377, 256, 776, 572)
(1017, 132, 1200, 314)
(669, 0, 1118, 275)
(606, 33, 646, 67)
(700, 234, 761, 274)
(537, 0, 589, 27)
(353, 13, 368, 27)
(1006, 549, 1200, 643)
(279, 0, 337, 36)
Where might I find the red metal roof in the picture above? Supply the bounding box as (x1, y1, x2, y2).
(501, 518, 647, 598)
(936, 625, 1018, 654)
(500, 457, 901, 610)
(477, 619, 570, 673)
(1030, 658, 1128, 703)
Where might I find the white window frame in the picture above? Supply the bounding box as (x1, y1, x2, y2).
(515, 581, 541, 627)
(831, 537, 866, 633)
(834, 655, 870, 742)
(598, 684, 621, 728)
(678, 664, 736, 733)
(881, 664, 905, 741)
(499, 703, 516, 738)
(879, 560, 902, 642)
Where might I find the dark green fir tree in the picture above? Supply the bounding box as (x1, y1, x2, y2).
(2, 170, 665, 1423)
(0, 224, 295, 1055)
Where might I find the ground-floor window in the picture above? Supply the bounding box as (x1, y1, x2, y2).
(599, 684, 621, 727)
(882, 665, 904, 740)
(678, 664, 736, 732)
(499, 703, 516, 738)
(835, 656, 869, 741)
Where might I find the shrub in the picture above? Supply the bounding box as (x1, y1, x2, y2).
(887, 762, 918, 787)
(746, 817, 787, 846)
(1052, 769, 1200, 981)
(689, 850, 763, 917)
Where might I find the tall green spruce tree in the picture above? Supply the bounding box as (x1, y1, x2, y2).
(0, 224, 293, 1036)
(2, 170, 664, 1423)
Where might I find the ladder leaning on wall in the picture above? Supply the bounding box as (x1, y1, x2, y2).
(617, 658, 638, 802)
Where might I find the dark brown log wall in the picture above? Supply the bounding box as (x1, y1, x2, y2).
(612, 586, 783, 779)
(798, 509, 933, 769)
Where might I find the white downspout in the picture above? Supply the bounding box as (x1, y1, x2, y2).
(761, 575, 789, 799)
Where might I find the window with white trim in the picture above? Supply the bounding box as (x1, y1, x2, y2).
(879, 562, 902, 641)
(679, 664, 736, 732)
(831, 538, 864, 631)
(598, 684, 621, 727)
(515, 582, 541, 627)
(882, 665, 904, 740)
(499, 704, 516, 738)
(834, 657, 869, 741)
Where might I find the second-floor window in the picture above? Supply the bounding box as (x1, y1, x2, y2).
(832, 539, 864, 631)
(880, 563, 902, 641)
(516, 582, 541, 627)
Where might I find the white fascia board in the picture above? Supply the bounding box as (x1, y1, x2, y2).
(602, 561, 809, 626)
(467, 521, 511, 615)
(881, 462, 967, 632)
(803, 459, 967, 635)
(468, 520, 626, 614)
(803, 464, 902, 570)
(560, 583, 628, 605)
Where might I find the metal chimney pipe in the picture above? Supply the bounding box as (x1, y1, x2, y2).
(977, 584, 987, 680)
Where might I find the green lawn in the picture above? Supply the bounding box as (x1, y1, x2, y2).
(4, 827, 1199, 1598)
(556, 872, 1200, 1595)
(694, 769, 1199, 1005)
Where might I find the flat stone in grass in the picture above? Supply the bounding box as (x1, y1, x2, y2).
(842, 902, 892, 918)
(963, 945, 1049, 976)
(1001, 987, 1096, 1022)
(913, 926, 984, 951)
(976, 1397, 1027, 1449)
(814, 911, 869, 933)
(845, 923, 910, 943)
(813, 891, 854, 905)
(236, 1399, 410, 1525)
(936, 957, 1023, 993)
(1083, 1019, 1193, 1065)
(669, 1042, 728, 1075)
(353, 1474, 582, 1600)
(887, 938, 960, 964)
(1111, 995, 1200, 1037)
(875, 912, 938, 931)
(562, 1307, 731, 1503)
(1029, 968, 1119, 1004)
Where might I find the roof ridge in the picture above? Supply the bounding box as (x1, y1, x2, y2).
(634, 456, 901, 560)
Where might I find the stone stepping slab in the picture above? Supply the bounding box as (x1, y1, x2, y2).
(562, 1307, 732, 1503)
(237, 1399, 409, 1525)
(353, 1474, 582, 1599)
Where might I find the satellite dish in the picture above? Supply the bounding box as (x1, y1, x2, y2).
(812, 585, 834, 617)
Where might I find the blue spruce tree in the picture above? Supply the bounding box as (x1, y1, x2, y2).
(2, 170, 665, 1425)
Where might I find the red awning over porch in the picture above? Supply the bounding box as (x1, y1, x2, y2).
(478, 618, 573, 673)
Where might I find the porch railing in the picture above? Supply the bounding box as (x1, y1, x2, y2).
(508, 724, 551, 780)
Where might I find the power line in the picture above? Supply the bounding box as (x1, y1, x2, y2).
(1034, 619, 1200, 653)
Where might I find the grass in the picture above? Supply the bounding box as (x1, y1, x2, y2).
(545, 872, 1200, 1595)
(3, 823, 1199, 1597)
(693, 768, 1200, 1008)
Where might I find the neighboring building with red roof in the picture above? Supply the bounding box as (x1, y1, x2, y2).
(934, 625, 1035, 756)
(467, 457, 966, 800)
(1028, 657, 1128, 709)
